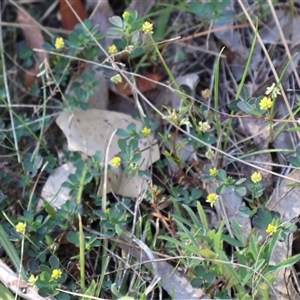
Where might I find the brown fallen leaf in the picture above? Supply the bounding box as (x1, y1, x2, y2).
(60, 0, 87, 31)
(116, 73, 164, 96)
(17, 9, 47, 88)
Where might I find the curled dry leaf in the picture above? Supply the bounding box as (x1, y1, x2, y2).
(17, 9, 47, 88)
(60, 0, 87, 31)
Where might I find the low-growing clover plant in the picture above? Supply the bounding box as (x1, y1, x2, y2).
(2, 4, 300, 300)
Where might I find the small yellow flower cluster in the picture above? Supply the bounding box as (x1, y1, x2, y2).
(205, 149, 214, 160)
(209, 167, 218, 177)
(206, 193, 219, 207)
(108, 44, 118, 55)
(15, 222, 26, 234)
(265, 83, 281, 99)
(198, 121, 211, 133)
(110, 74, 122, 84)
(259, 96, 273, 110)
(141, 127, 151, 137)
(51, 269, 62, 280)
(142, 21, 153, 34)
(201, 89, 211, 100)
(122, 11, 130, 20)
(55, 37, 64, 50)
(259, 83, 281, 111)
(111, 156, 121, 167)
(28, 274, 38, 286)
(266, 224, 277, 236)
(251, 172, 262, 184)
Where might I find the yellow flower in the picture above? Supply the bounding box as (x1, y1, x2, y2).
(110, 74, 122, 84)
(122, 11, 130, 20)
(206, 193, 219, 207)
(142, 21, 153, 34)
(51, 269, 62, 280)
(251, 172, 262, 184)
(209, 167, 218, 177)
(265, 83, 281, 99)
(108, 44, 118, 55)
(141, 127, 151, 137)
(28, 274, 38, 286)
(198, 121, 211, 133)
(55, 37, 64, 50)
(266, 224, 277, 236)
(201, 89, 211, 100)
(205, 149, 214, 160)
(111, 156, 121, 167)
(15, 222, 26, 234)
(259, 97, 273, 110)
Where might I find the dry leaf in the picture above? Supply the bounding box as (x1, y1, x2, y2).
(86, 1, 115, 51)
(266, 169, 300, 300)
(17, 9, 47, 87)
(54, 109, 159, 197)
(119, 239, 208, 299)
(221, 188, 251, 237)
(38, 162, 76, 210)
(116, 73, 164, 96)
(60, 0, 87, 31)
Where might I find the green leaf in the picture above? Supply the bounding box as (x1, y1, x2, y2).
(81, 280, 96, 300)
(214, 221, 224, 250)
(199, 248, 217, 259)
(288, 127, 300, 132)
(239, 85, 250, 101)
(189, 2, 214, 19)
(216, 184, 226, 194)
(266, 254, 300, 274)
(288, 146, 300, 167)
(194, 265, 206, 277)
(158, 235, 200, 255)
(249, 235, 259, 260)
(182, 204, 202, 229)
(254, 96, 266, 116)
(191, 277, 203, 288)
(237, 101, 259, 116)
(217, 169, 227, 181)
(0, 225, 27, 279)
(116, 128, 129, 138)
(252, 207, 274, 230)
(0, 282, 14, 300)
(138, 170, 151, 180)
(49, 255, 59, 269)
(42, 42, 54, 51)
(109, 16, 123, 28)
(234, 186, 247, 197)
(66, 231, 79, 245)
(232, 219, 246, 244)
(222, 234, 244, 247)
(39, 264, 52, 274)
(197, 201, 208, 231)
(238, 206, 251, 217)
(228, 99, 240, 111)
(107, 27, 125, 36)
(264, 230, 281, 264)
(118, 138, 127, 152)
